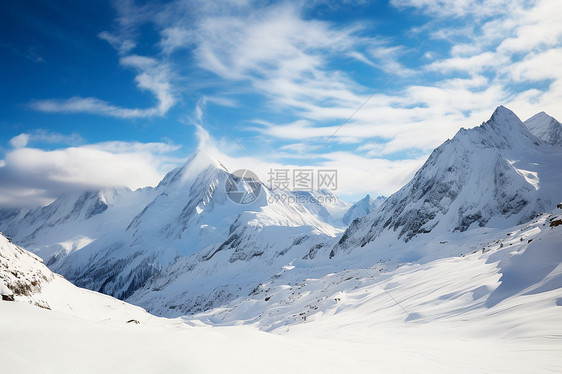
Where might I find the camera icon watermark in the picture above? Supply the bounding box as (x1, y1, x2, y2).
(225, 169, 262, 205)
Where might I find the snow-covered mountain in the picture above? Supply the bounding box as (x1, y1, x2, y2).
(2, 106, 562, 373)
(342, 194, 386, 225)
(2, 106, 561, 318)
(524, 111, 562, 145)
(0, 187, 154, 264)
(0, 150, 344, 314)
(334, 106, 562, 256)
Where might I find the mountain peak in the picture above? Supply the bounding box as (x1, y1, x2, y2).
(183, 149, 222, 170)
(489, 105, 522, 125)
(342, 194, 384, 225)
(471, 105, 536, 149)
(335, 106, 562, 251)
(529, 111, 550, 119)
(524, 111, 562, 145)
(158, 149, 226, 188)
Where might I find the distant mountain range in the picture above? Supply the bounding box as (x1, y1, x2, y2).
(1, 106, 561, 316)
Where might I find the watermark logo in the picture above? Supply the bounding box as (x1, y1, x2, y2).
(225, 169, 262, 205)
(267, 168, 339, 204)
(225, 168, 338, 205)
(268, 192, 339, 205)
(267, 168, 337, 191)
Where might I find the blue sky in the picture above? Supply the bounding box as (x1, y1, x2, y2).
(1, 0, 562, 207)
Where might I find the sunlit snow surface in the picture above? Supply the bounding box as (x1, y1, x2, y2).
(2, 209, 562, 373)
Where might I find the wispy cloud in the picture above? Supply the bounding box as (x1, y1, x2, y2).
(390, 0, 526, 18)
(227, 0, 562, 155)
(9, 130, 84, 148)
(30, 55, 175, 118)
(29, 0, 176, 119)
(153, 1, 405, 116)
(22, 0, 562, 199)
(409, 0, 562, 120)
(98, 31, 136, 55)
(148, 0, 541, 158)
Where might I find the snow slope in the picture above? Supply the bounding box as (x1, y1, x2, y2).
(334, 106, 562, 256)
(194, 207, 562, 329)
(186, 206, 562, 372)
(0, 234, 53, 305)
(2, 209, 561, 373)
(2, 233, 361, 374)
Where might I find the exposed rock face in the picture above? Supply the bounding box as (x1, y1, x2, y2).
(0, 234, 53, 302)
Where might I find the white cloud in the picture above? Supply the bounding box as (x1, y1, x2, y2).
(507, 48, 562, 82)
(426, 52, 503, 74)
(9, 134, 30, 148)
(0, 187, 53, 209)
(185, 3, 358, 78)
(98, 31, 136, 54)
(248, 78, 507, 156)
(33, 0, 178, 120)
(496, 0, 562, 54)
(416, 0, 562, 123)
(153, 1, 402, 117)
(83, 141, 181, 162)
(182, 0, 561, 166)
(9, 130, 84, 149)
(97, 0, 156, 54)
(390, 0, 525, 18)
(0, 140, 183, 208)
(204, 96, 238, 108)
(159, 27, 193, 55)
(161, 0, 549, 157)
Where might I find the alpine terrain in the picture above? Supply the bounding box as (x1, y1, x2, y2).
(1, 106, 562, 373)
